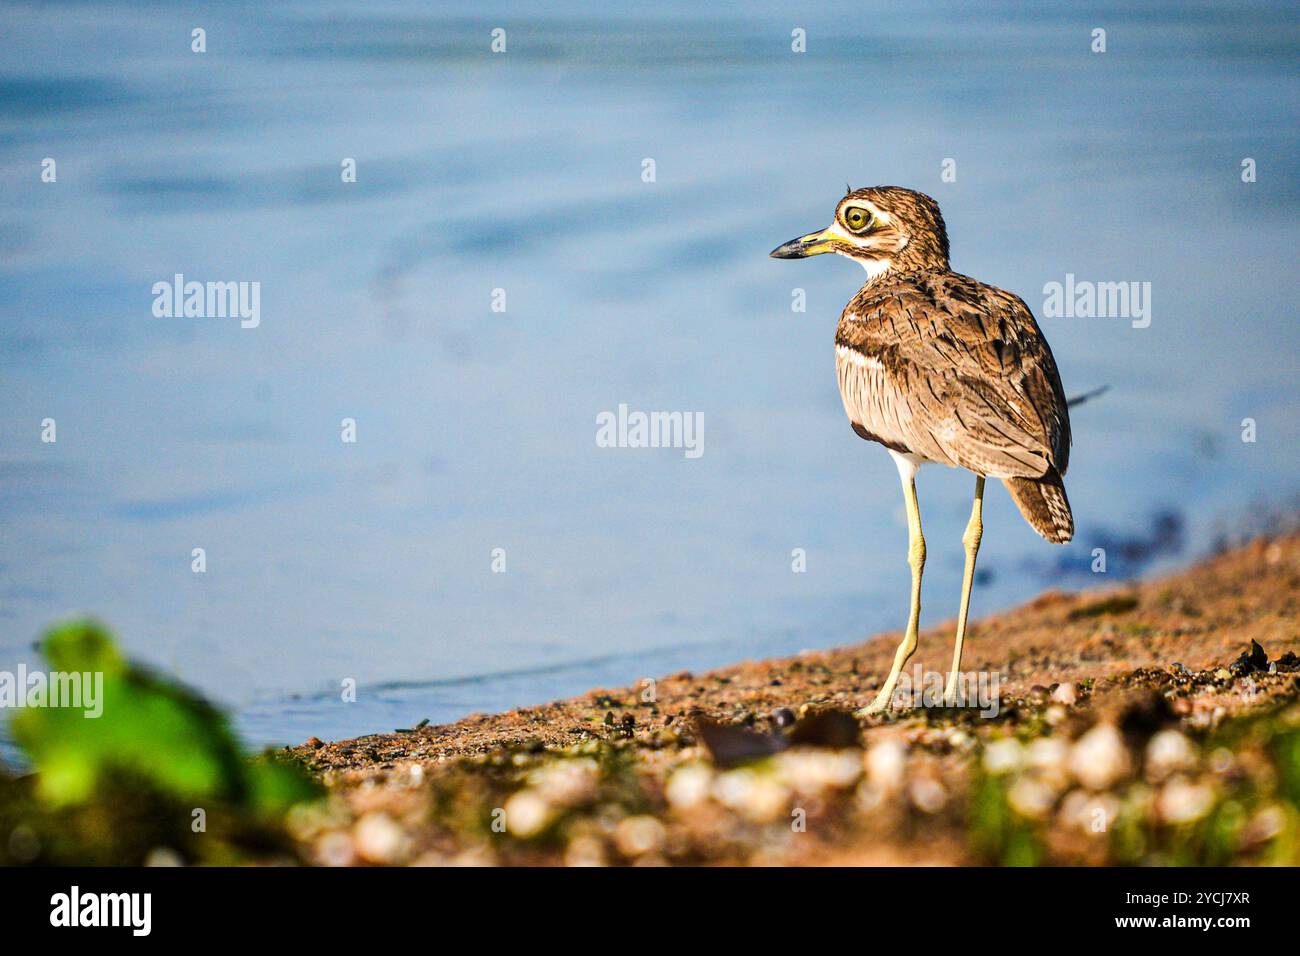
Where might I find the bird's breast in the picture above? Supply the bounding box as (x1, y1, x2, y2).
(835, 344, 891, 431)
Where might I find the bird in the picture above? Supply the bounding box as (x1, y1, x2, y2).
(771, 186, 1072, 714)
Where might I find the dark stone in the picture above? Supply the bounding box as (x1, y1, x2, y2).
(789, 708, 860, 748)
(1230, 640, 1269, 676)
(770, 707, 797, 729)
(1115, 689, 1175, 742)
(695, 717, 785, 768)
(1248, 640, 1269, 669)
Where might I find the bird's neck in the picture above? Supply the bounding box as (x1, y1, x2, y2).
(858, 249, 951, 291)
(857, 257, 894, 287)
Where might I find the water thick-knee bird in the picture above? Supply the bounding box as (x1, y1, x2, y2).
(771, 186, 1073, 713)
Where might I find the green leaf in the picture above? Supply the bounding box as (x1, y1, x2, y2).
(10, 620, 319, 813)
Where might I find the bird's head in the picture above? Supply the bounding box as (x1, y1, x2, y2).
(769, 186, 950, 279)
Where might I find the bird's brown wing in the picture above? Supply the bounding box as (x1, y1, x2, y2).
(835, 272, 1071, 479)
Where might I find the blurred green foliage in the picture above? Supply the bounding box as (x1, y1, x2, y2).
(1, 620, 320, 864)
(968, 762, 1041, 866)
(971, 704, 1300, 866)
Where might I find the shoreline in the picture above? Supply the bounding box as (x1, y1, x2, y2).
(295, 533, 1299, 767)
(280, 532, 1300, 866)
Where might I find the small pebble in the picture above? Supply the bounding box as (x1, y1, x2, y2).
(531, 758, 598, 806)
(665, 764, 714, 810)
(865, 739, 907, 791)
(1059, 789, 1119, 834)
(353, 812, 408, 864)
(1008, 777, 1054, 819)
(503, 790, 552, 838)
(1069, 723, 1130, 790)
(1156, 777, 1215, 825)
(982, 737, 1024, 776)
(1146, 729, 1197, 780)
(908, 777, 947, 814)
(1026, 737, 1069, 784)
(1050, 682, 1077, 706)
(713, 769, 789, 823)
(770, 707, 797, 729)
(778, 749, 862, 791)
(614, 816, 667, 858)
(316, 830, 356, 867)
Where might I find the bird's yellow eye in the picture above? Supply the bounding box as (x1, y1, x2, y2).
(843, 206, 873, 233)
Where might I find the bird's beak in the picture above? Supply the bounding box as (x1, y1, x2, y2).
(769, 226, 837, 259)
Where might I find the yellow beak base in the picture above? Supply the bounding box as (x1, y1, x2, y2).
(769, 226, 838, 259)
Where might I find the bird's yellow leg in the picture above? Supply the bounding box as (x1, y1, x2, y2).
(944, 476, 985, 705)
(862, 468, 925, 714)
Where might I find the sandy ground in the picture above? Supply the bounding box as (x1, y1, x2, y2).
(284, 533, 1300, 866)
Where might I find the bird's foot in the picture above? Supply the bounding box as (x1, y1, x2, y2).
(855, 687, 898, 718)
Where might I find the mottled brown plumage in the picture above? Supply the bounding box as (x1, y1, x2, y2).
(824, 188, 1073, 542)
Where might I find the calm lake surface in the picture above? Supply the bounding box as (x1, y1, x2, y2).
(1, 1, 1296, 751)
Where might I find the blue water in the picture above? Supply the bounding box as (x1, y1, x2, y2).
(1, 1, 1297, 755)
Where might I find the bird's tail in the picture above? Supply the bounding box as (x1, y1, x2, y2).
(1003, 467, 1074, 543)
